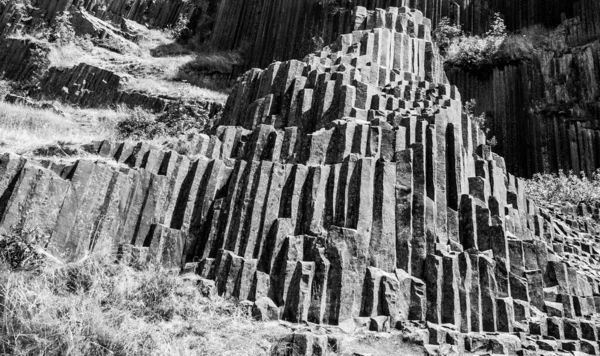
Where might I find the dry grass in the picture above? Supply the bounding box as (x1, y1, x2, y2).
(124, 77, 228, 102)
(0, 101, 115, 154)
(0, 254, 289, 356)
(44, 27, 233, 103)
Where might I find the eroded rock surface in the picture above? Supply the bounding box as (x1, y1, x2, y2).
(1, 6, 600, 355)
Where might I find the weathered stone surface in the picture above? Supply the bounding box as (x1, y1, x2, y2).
(2, 6, 600, 355)
(252, 297, 279, 321)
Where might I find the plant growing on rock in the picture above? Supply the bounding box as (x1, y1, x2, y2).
(115, 108, 165, 140)
(168, 14, 192, 42)
(49, 11, 76, 45)
(115, 104, 214, 141)
(433, 17, 463, 56)
(525, 170, 600, 206)
(0, 230, 46, 271)
(464, 99, 497, 147)
(440, 12, 508, 71)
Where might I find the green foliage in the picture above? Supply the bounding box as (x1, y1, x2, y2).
(158, 103, 214, 135)
(168, 14, 192, 42)
(525, 170, 600, 206)
(464, 99, 497, 147)
(49, 11, 76, 45)
(441, 12, 508, 71)
(486, 12, 507, 37)
(115, 105, 213, 141)
(0, 80, 10, 100)
(0, 230, 46, 271)
(115, 108, 164, 140)
(432, 17, 463, 56)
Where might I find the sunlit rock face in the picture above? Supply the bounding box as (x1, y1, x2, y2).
(2, 6, 600, 355)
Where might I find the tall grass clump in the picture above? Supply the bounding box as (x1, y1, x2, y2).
(525, 170, 600, 206)
(0, 101, 112, 153)
(0, 234, 284, 356)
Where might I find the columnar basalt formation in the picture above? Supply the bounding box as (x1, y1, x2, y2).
(33, 62, 224, 116)
(0, 0, 202, 39)
(2, 6, 600, 354)
(448, 38, 600, 178)
(0, 37, 222, 117)
(0, 38, 50, 82)
(210, 0, 600, 72)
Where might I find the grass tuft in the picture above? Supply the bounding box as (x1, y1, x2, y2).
(0, 101, 115, 154)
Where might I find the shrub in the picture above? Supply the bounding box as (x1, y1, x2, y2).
(168, 14, 192, 42)
(115, 108, 164, 140)
(442, 12, 507, 71)
(433, 17, 463, 56)
(49, 11, 76, 45)
(115, 105, 214, 141)
(0, 80, 10, 100)
(486, 12, 507, 37)
(158, 103, 213, 136)
(463, 99, 497, 147)
(0, 231, 46, 271)
(525, 170, 600, 206)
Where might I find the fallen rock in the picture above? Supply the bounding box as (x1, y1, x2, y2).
(252, 297, 280, 321)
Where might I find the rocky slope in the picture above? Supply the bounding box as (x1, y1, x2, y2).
(0, 11, 225, 122)
(2, 6, 600, 355)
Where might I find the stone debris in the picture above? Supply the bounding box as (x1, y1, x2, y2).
(1, 6, 600, 356)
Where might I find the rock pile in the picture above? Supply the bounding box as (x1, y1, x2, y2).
(1, 6, 600, 355)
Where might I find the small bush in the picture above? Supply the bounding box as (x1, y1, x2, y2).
(49, 11, 76, 45)
(0, 80, 11, 100)
(463, 99, 497, 147)
(115, 108, 164, 140)
(168, 14, 192, 42)
(0, 231, 46, 271)
(442, 13, 507, 71)
(158, 103, 213, 136)
(115, 105, 214, 141)
(433, 17, 463, 56)
(525, 170, 600, 206)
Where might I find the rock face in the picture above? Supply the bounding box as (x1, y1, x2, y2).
(448, 38, 600, 178)
(2, 6, 600, 355)
(210, 0, 600, 72)
(0, 35, 222, 118)
(34, 62, 224, 116)
(0, 0, 201, 39)
(0, 38, 50, 82)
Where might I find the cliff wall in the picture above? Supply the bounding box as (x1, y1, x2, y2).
(210, 0, 600, 72)
(2, 7, 600, 354)
(0, 0, 208, 39)
(448, 39, 600, 177)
